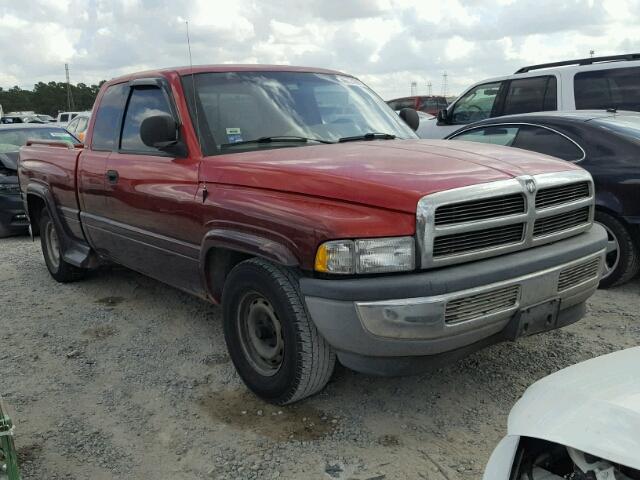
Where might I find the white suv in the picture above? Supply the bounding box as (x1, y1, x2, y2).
(417, 53, 640, 138)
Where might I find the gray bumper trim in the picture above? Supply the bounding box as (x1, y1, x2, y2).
(303, 226, 606, 361)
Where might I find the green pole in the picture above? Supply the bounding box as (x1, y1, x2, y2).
(0, 396, 20, 480)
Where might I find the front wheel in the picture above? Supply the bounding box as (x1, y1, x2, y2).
(222, 258, 336, 405)
(39, 210, 86, 283)
(596, 211, 640, 288)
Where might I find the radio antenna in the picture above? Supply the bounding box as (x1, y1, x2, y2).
(185, 20, 202, 152)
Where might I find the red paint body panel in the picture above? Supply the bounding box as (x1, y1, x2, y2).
(18, 64, 585, 302)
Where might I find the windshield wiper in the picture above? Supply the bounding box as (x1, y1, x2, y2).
(220, 135, 335, 149)
(338, 132, 396, 143)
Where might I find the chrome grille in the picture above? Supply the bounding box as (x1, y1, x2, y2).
(534, 207, 590, 237)
(445, 285, 520, 324)
(558, 257, 601, 292)
(433, 223, 525, 257)
(536, 182, 590, 209)
(417, 171, 595, 269)
(434, 193, 525, 226)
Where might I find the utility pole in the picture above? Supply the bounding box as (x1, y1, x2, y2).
(427, 81, 432, 96)
(410, 81, 418, 96)
(441, 71, 448, 97)
(65, 63, 75, 111)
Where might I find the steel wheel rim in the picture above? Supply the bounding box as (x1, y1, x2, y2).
(46, 221, 60, 269)
(237, 292, 284, 377)
(601, 222, 620, 280)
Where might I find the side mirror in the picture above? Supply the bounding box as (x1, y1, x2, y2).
(140, 114, 179, 149)
(437, 109, 450, 125)
(398, 108, 420, 131)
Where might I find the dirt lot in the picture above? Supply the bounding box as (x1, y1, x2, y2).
(1, 236, 639, 480)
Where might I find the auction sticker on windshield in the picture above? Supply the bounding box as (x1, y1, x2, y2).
(226, 127, 243, 143)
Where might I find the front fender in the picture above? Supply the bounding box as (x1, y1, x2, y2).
(200, 228, 299, 266)
(199, 228, 300, 303)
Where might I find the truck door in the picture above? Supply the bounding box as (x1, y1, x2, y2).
(102, 79, 203, 295)
(78, 82, 128, 250)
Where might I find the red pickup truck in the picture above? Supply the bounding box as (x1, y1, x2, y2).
(19, 65, 607, 404)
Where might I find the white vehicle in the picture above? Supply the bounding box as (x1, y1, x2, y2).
(484, 347, 640, 479)
(56, 111, 84, 126)
(418, 53, 640, 138)
(65, 112, 91, 142)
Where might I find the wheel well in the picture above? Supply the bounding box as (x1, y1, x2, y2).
(205, 247, 252, 303)
(595, 206, 640, 249)
(27, 194, 46, 235)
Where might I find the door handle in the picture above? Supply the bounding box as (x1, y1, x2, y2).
(106, 170, 119, 184)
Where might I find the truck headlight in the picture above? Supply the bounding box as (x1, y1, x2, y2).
(315, 237, 415, 274)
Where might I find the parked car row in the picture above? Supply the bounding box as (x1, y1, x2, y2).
(5, 56, 640, 479)
(417, 53, 640, 138)
(3, 55, 638, 409)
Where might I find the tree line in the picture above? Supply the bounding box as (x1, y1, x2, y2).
(0, 81, 107, 116)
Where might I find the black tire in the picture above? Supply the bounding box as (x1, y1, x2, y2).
(222, 258, 336, 405)
(596, 210, 640, 288)
(39, 210, 86, 282)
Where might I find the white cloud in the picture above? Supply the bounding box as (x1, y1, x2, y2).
(0, 0, 639, 100)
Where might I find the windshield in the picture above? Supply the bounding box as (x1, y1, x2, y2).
(591, 114, 640, 141)
(183, 71, 417, 155)
(0, 128, 76, 153)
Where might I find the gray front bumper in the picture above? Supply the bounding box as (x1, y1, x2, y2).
(301, 225, 606, 372)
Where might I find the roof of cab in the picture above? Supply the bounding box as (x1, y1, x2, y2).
(107, 64, 350, 85)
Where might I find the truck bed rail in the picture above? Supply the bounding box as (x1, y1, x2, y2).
(25, 139, 83, 149)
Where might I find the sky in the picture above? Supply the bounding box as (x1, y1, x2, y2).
(1, 0, 639, 100)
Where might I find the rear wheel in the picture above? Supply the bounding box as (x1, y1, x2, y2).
(222, 258, 336, 404)
(596, 211, 640, 288)
(39, 210, 86, 282)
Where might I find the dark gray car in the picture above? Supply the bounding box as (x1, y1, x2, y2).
(0, 124, 76, 237)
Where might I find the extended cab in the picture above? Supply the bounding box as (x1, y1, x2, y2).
(19, 65, 607, 404)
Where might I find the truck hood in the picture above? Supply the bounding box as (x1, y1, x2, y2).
(206, 139, 581, 213)
(508, 347, 640, 469)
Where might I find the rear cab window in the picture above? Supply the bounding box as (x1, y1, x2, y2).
(91, 83, 128, 151)
(574, 67, 640, 111)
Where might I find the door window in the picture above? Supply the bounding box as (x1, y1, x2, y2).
(451, 126, 519, 146)
(502, 76, 557, 115)
(452, 124, 583, 161)
(92, 83, 128, 151)
(120, 86, 174, 153)
(450, 82, 502, 124)
(511, 125, 583, 161)
(574, 67, 640, 111)
(59, 114, 69, 123)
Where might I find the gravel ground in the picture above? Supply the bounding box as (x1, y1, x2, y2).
(1, 235, 639, 480)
